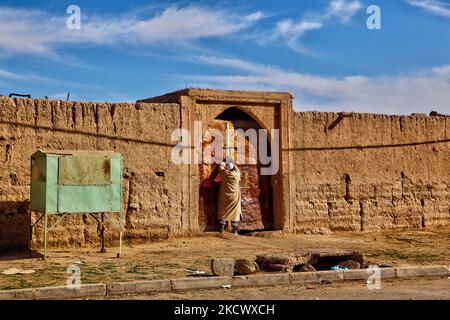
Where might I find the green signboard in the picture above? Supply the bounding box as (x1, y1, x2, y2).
(30, 150, 123, 259)
(30, 150, 122, 214)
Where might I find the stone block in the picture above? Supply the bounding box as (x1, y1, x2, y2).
(235, 259, 259, 275)
(211, 258, 235, 276)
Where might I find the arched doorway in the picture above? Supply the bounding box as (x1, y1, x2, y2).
(198, 107, 274, 232)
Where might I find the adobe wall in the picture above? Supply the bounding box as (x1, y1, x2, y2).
(0, 94, 449, 251)
(290, 112, 449, 234)
(0, 97, 184, 250)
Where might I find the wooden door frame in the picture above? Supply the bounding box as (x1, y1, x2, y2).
(198, 116, 274, 232)
(179, 89, 293, 234)
(139, 89, 294, 234)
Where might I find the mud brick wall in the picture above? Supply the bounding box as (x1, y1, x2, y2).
(290, 112, 449, 234)
(0, 97, 183, 250)
(0, 95, 449, 251)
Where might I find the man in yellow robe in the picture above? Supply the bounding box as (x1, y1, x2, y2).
(218, 161, 241, 234)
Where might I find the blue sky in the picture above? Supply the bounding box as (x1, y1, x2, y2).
(0, 0, 450, 114)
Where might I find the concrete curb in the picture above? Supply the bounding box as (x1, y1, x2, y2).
(342, 268, 395, 280)
(290, 270, 344, 284)
(380, 267, 397, 278)
(107, 280, 171, 296)
(233, 273, 290, 287)
(34, 284, 106, 300)
(395, 265, 449, 277)
(171, 276, 232, 291)
(0, 265, 448, 299)
(0, 284, 106, 300)
(343, 269, 371, 280)
(0, 288, 35, 300)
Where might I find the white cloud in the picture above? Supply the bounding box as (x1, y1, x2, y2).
(0, 68, 59, 83)
(0, 5, 264, 57)
(0, 68, 25, 81)
(269, 0, 362, 53)
(407, 0, 450, 18)
(128, 6, 263, 43)
(325, 0, 363, 22)
(273, 20, 322, 53)
(244, 11, 266, 23)
(184, 55, 450, 115)
(0, 67, 103, 92)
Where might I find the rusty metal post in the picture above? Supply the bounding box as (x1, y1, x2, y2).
(100, 213, 106, 253)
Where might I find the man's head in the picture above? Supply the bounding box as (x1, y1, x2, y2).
(226, 162, 234, 171)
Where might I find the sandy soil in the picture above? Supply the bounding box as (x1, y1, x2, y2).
(0, 228, 449, 291)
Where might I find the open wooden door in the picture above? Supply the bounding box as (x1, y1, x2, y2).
(198, 109, 273, 232)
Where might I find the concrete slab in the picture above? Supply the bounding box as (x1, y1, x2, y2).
(0, 288, 35, 300)
(171, 276, 232, 291)
(108, 280, 171, 295)
(396, 265, 449, 277)
(290, 272, 321, 284)
(343, 269, 370, 280)
(316, 270, 345, 281)
(418, 265, 449, 276)
(232, 273, 290, 287)
(380, 267, 397, 278)
(34, 284, 106, 300)
(290, 270, 344, 284)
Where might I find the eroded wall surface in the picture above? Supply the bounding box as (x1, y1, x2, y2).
(290, 112, 449, 234)
(0, 96, 449, 250)
(0, 97, 183, 250)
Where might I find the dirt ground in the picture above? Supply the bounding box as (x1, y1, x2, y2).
(111, 277, 450, 300)
(0, 228, 449, 291)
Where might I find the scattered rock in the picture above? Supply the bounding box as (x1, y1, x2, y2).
(338, 260, 361, 270)
(235, 259, 259, 275)
(2, 268, 35, 275)
(299, 264, 316, 272)
(211, 258, 235, 276)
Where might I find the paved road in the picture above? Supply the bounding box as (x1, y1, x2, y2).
(112, 277, 450, 300)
